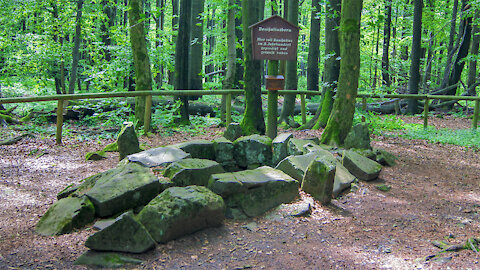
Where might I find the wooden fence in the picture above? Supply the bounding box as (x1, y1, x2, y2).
(0, 90, 479, 144)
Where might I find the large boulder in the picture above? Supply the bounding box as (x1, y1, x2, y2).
(233, 135, 273, 168)
(275, 149, 334, 184)
(224, 123, 243, 141)
(137, 186, 225, 243)
(126, 146, 191, 168)
(272, 133, 293, 166)
(163, 159, 225, 187)
(333, 162, 356, 197)
(85, 163, 161, 217)
(344, 123, 372, 150)
(342, 150, 382, 181)
(209, 166, 299, 218)
(117, 122, 141, 161)
(172, 140, 215, 160)
(85, 212, 155, 253)
(301, 155, 337, 205)
(36, 196, 95, 236)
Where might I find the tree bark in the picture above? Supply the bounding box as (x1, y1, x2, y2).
(68, 0, 84, 95)
(407, 0, 423, 114)
(240, 0, 265, 135)
(381, 0, 392, 88)
(234, 0, 244, 88)
(320, 0, 363, 146)
(279, 0, 299, 127)
(306, 0, 321, 91)
(221, 0, 237, 122)
(467, 10, 480, 96)
(129, 0, 153, 126)
(188, 0, 205, 93)
(441, 0, 459, 88)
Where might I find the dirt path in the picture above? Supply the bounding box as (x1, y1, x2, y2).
(0, 117, 479, 269)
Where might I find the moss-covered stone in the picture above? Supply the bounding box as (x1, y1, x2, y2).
(344, 123, 372, 150)
(233, 135, 273, 168)
(85, 212, 155, 253)
(288, 138, 316, 156)
(333, 162, 356, 197)
(137, 186, 225, 243)
(74, 251, 142, 268)
(163, 158, 225, 187)
(374, 149, 397, 167)
(103, 142, 118, 152)
(301, 155, 337, 205)
(85, 163, 161, 217)
(272, 133, 293, 165)
(85, 151, 107, 161)
(117, 122, 141, 161)
(127, 146, 191, 168)
(224, 123, 243, 141)
(172, 140, 215, 160)
(213, 137, 234, 163)
(36, 196, 95, 236)
(275, 152, 319, 183)
(342, 150, 382, 181)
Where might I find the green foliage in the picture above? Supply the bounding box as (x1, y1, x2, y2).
(403, 128, 480, 149)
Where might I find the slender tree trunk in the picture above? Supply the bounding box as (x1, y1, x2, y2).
(101, 0, 115, 61)
(314, 0, 341, 129)
(279, 0, 299, 127)
(382, 0, 392, 88)
(188, 0, 205, 94)
(68, 0, 84, 95)
(320, 0, 363, 146)
(467, 10, 480, 96)
(168, 0, 180, 85)
(234, 0, 244, 88)
(306, 0, 321, 91)
(372, 13, 381, 90)
(441, 0, 459, 88)
(129, 0, 153, 126)
(155, 0, 165, 86)
(175, 0, 192, 124)
(407, 0, 423, 114)
(221, 0, 237, 123)
(240, 0, 265, 135)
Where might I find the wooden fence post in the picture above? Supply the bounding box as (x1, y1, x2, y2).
(56, 99, 64, 145)
(394, 99, 400, 115)
(423, 97, 429, 129)
(144, 94, 152, 134)
(226, 93, 232, 126)
(473, 100, 479, 129)
(300, 94, 306, 124)
(362, 97, 367, 112)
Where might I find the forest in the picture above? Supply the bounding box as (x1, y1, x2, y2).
(1, 0, 480, 269)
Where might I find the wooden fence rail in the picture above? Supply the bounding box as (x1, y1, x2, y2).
(0, 90, 479, 144)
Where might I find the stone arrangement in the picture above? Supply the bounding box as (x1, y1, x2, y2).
(36, 122, 396, 268)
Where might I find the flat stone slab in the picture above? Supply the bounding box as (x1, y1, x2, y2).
(233, 135, 273, 168)
(171, 140, 215, 160)
(74, 251, 142, 268)
(86, 163, 161, 217)
(209, 166, 299, 218)
(333, 162, 356, 197)
(85, 212, 155, 253)
(137, 186, 225, 243)
(36, 196, 95, 236)
(127, 147, 191, 168)
(163, 158, 225, 187)
(288, 138, 317, 156)
(342, 150, 382, 181)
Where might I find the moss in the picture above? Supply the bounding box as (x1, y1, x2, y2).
(85, 151, 107, 161)
(103, 142, 118, 152)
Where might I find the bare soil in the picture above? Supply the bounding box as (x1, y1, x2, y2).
(0, 116, 479, 270)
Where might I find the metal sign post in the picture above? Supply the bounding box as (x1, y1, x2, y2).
(249, 15, 300, 139)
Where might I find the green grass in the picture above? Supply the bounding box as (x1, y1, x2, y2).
(402, 128, 480, 149)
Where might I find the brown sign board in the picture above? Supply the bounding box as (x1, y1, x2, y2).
(250, 15, 300, 61)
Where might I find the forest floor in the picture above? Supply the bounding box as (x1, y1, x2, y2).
(0, 115, 479, 270)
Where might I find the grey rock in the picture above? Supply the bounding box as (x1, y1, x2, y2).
(74, 251, 142, 268)
(85, 163, 161, 217)
(342, 150, 382, 181)
(333, 162, 356, 197)
(209, 166, 299, 218)
(172, 140, 215, 160)
(272, 133, 293, 165)
(127, 147, 190, 168)
(36, 196, 95, 236)
(224, 123, 243, 141)
(213, 137, 234, 163)
(288, 138, 316, 156)
(275, 150, 334, 184)
(117, 122, 141, 161)
(233, 135, 273, 168)
(344, 123, 372, 150)
(301, 155, 337, 205)
(374, 149, 397, 166)
(137, 186, 225, 243)
(163, 158, 225, 187)
(85, 212, 155, 253)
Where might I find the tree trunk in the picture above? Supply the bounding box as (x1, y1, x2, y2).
(101, 0, 115, 62)
(381, 0, 392, 88)
(234, 0, 244, 88)
(314, 0, 341, 129)
(168, 0, 180, 85)
(467, 10, 480, 96)
(129, 0, 153, 126)
(155, 0, 165, 86)
(240, 0, 265, 135)
(68, 0, 84, 95)
(407, 0, 423, 114)
(306, 0, 321, 91)
(221, 0, 237, 122)
(440, 0, 459, 88)
(174, 0, 192, 125)
(279, 0, 299, 127)
(320, 0, 363, 146)
(188, 0, 205, 93)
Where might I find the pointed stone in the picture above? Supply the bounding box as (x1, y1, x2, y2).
(85, 212, 155, 253)
(301, 155, 337, 205)
(344, 123, 372, 150)
(117, 122, 140, 161)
